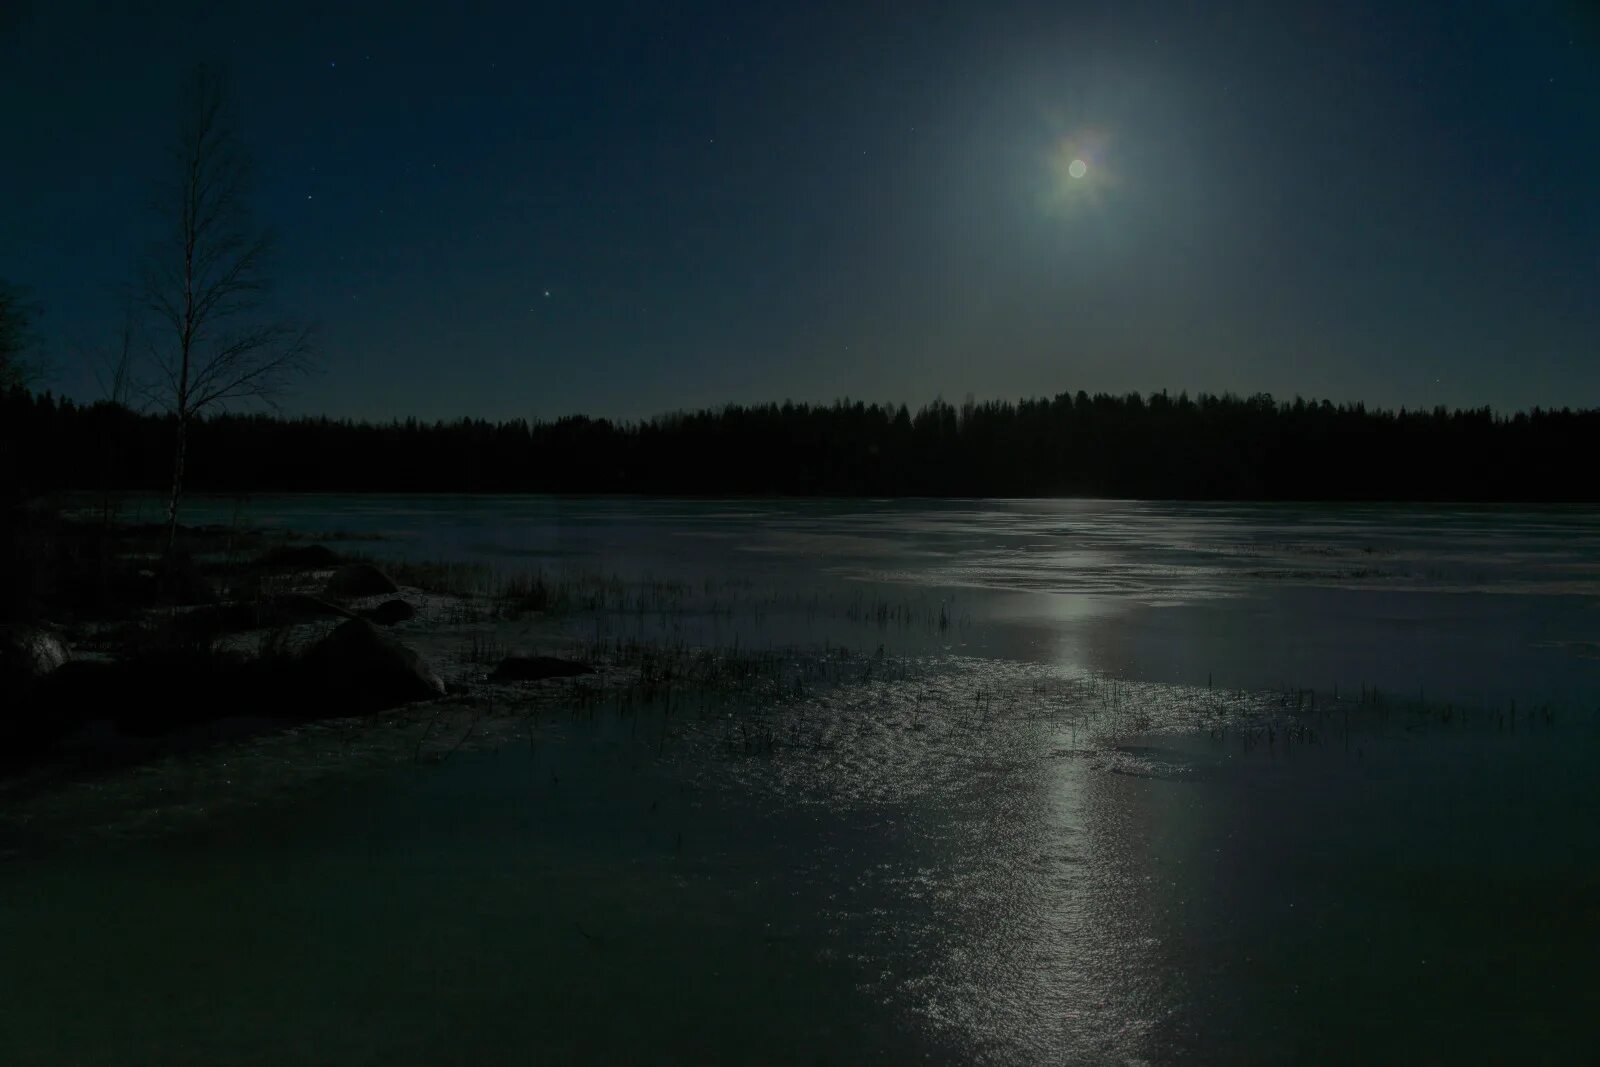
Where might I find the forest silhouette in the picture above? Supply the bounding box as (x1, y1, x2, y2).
(3, 386, 1596, 501)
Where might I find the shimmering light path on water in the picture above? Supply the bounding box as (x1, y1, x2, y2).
(7, 497, 1598, 1062)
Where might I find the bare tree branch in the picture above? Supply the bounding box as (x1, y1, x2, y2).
(136, 63, 316, 553)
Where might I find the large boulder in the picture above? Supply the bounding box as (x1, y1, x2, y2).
(270, 593, 359, 623)
(3, 632, 88, 747)
(300, 619, 444, 711)
(259, 543, 340, 569)
(323, 563, 399, 598)
(170, 594, 356, 640)
(0, 626, 69, 686)
(490, 655, 593, 683)
(31, 651, 299, 740)
(154, 557, 218, 606)
(361, 599, 416, 626)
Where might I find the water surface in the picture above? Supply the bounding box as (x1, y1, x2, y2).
(7, 496, 1597, 1063)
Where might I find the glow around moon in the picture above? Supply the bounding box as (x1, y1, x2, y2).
(1042, 130, 1111, 216)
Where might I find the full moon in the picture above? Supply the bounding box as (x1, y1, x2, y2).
(1068, 158, 1087, 179)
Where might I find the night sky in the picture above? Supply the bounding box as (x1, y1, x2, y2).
(4, 2, 1597, 421)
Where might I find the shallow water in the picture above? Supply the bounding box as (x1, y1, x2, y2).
(8, 497, 1599, 1063)
(161, 494, 1600, 706)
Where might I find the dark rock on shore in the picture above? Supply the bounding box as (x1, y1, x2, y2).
(271, 593, 360, 623)
(0, 627, 69, 685)
(301, 619, 444, 711)
(323, 563, 399, 598)
(165, 595, 357, 641)
(168, 602, 264, 638)
(361, 599, 416, 626)
(24, 649, 293, 741)
(259, 544, 340, 569)
(490, 655, 594, 682)
(8, 617, 441, 757)
(154, 558, 218, 606)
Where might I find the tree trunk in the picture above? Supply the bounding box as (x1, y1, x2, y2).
(165, 414, 188, 557)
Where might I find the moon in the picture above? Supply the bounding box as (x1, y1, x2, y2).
(1044, 134, 1108, 215)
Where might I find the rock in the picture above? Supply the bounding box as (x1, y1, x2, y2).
(155, 557, 218, 606)
(259, 543, 340, 569)
(300, 619, 444, 711)
(361, 599, 416, 626)
(35, 652, 296, 740)
(323, 562, 399, 598)
(489, 655, 594, 682)
(270, 593, 360, 623)
(0, 626, 69, 684)
(171, 594, 359, 637)
(171, 602, 262, 638)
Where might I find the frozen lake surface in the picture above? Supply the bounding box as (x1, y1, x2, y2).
(163, 494, 1600, 705)
(4, 497, 1597, 1063)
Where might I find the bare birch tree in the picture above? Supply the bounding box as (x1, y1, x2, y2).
(140, 65, 313, 553)
(86, 309, 139, 527)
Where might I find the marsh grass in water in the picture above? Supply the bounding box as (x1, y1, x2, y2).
(367, 553, 969, 638)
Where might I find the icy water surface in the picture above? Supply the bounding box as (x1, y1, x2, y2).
(5, 497, 1599, 1063)
(154, 494, 1600, 705)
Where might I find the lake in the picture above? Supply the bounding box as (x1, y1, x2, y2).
(4, 497, 1598, 1063)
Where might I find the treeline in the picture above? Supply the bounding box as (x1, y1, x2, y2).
(3, 386, 1597, 500)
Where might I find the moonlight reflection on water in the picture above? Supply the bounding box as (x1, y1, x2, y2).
(5, 497, 1598, 1061)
